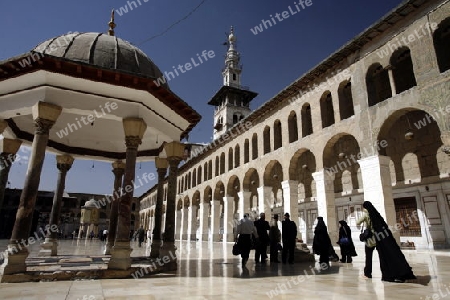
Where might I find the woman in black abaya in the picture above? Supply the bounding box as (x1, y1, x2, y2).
(313, 217, 339, 267)
(363, 201, 416, 282)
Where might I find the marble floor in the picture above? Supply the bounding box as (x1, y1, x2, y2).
(0, 239, 450, 299)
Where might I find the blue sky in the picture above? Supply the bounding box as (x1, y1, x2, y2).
(0, 0, 404, 196)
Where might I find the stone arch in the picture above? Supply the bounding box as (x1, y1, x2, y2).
(289, 149, 317, 199)
(243, 168, 260, 208)
(177, 199, 183, 210)
(184, 196, 190, 208)
(213, 181, 225, 201)
(288, 110, 298, 143)
(338, 80, 354, 120)
(263, 160, 283, 207)
(390, 47, 417, 94)
(377, 108, 447, 183)
(227, 175, 241, 213)
(433, 17, 450, 73)
(301, 103, 313, 137)
(203, 186, 212, 203)
(323, 134, 361, 193)
(320, 91, 335, 128)
(192, 190, 201, 206)
(274, 119, 282, 150)
(366, 63, 392, 106)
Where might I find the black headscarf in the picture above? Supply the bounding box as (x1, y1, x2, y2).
(363, 201, 390, 235)
(314, 217, 327, 234)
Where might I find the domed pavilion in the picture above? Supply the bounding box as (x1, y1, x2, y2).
(0, 13, 200, 278)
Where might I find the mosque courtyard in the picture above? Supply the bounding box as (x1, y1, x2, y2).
(0, 239, 449, 299)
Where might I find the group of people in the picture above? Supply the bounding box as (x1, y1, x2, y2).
(234, 212, 298, 266)
(312, 201, 416, 283)
(235, 201, 417, 283)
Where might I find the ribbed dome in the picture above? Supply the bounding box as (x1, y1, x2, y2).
(33, 32, 168, 87)
(84, 199, 99, 208)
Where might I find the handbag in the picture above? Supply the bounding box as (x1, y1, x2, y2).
(359, 224, 373, 242)
(232, 242, 241, 256)
(339, 227, 350, 245)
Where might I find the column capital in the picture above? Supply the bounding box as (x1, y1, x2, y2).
(32, 102, 62, 122)
(0, 138, 22, 155)
(112, 160, 125, 170)
(125, 136, 142, 149)
(56, 155, 74, 172)
(357, 155, 391, 168)
(155, 157, 169, 169)
(312, 169, 335, 181)
(34, 117, 56, 135)
(223, 196, 234, 203)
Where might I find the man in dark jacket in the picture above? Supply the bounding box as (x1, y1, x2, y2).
(281, 212, 297, 264)
(254, 212, 270, 263)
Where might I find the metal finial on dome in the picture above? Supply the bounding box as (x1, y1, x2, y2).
(108, 9, 116, 36)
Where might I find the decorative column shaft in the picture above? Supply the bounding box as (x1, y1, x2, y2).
(109, 118, 146, 270)
(3, 102, 61, 275)
(105, 160, 125, 255)
(386, 65, 397, 96)
(198, 202, 209, 242)
(282, 180, 300, 239)
(0, 138, 22, 213)
(210, 200, 221, 242)
(257, 186, 272, 218)
(150, 158, 167, 258)
(160, 154, 182, 269)
(312, 170, 338, 243)
(358, 155, 399, 243)
(188, 205, 198, 241)
(182, 207, 189, 240)
(40, 155, 74, 256)
(237, 190, 251, 220)
(223, 196, 234, 242)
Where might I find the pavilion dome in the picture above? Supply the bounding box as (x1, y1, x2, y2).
(32, 32, 168, 88)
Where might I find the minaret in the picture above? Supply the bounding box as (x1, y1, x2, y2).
(208, 27, 257, 140)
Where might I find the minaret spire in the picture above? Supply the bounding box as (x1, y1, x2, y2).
(223, 26, 241, 87)
(108, 10, 116, 36)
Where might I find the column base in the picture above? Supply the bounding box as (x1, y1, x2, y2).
(149, 239, 162, 258)
(159, 242, 178, 271)
(211, 234, 221, 242)
(108, 241, 132, 270)
(199, 234, 208, 242)
(2, 244, 29, 275)
(104, 241, 113, 255)
(38, 238, 58, 256)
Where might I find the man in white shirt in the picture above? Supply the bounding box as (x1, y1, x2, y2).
(235, 213, 258, 266)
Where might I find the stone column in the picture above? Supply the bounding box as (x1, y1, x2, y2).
(441, 133, 450, 156)
(386, 65, 397, 96)
(188, 204, 198, 241)
(182, 207, 189, 240)
(237, 190, 251, 220)
(109, 118, 146, 270)
(282, 180, 300, 239)
(0, 138, 22, 212)
(3, 102, 61, 275)
(223, 196, 234, 242)
(198, 202, 209, 241)
(257, 186, 272, 218)
(175, 209, 182, 240)
(358, 155, 399, 243)
(150, 158, 167, 258)
(210, 200, 221, 242)
(312, 170, 338, 243)
(40, 155, 74, 256)
(160, 143, 183, 269)
(105, 160, 125, 255)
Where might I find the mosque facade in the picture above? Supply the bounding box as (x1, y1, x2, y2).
(139, 0, 450, 250)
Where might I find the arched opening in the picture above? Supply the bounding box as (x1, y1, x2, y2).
(274, 120, 282, 150)
(215, 156, 219, 177)
(252, 133, 258, 159)
(263, 126, 271, 154)
(338, 80, 354, 120)
(391, 47, 417, 94)
(228, 148, 233, 171)
(320, 91, 335, 128)
(208, 160, 213, 180)
(263, 161, 283, 208)
(289, 149, 317, 200)
(192, 170, 197, 188)
(433, 17, 450, 73)
(220, 152, 225, 175)
(197, 166, 202, 185)
(234, 144, 240, 168)
(301, 103, 313, 137)
(366, 63, 392, 106)
(288, 111, 298, 143)
(203, 162, 208, 182)
(244, 139, 250, 163)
